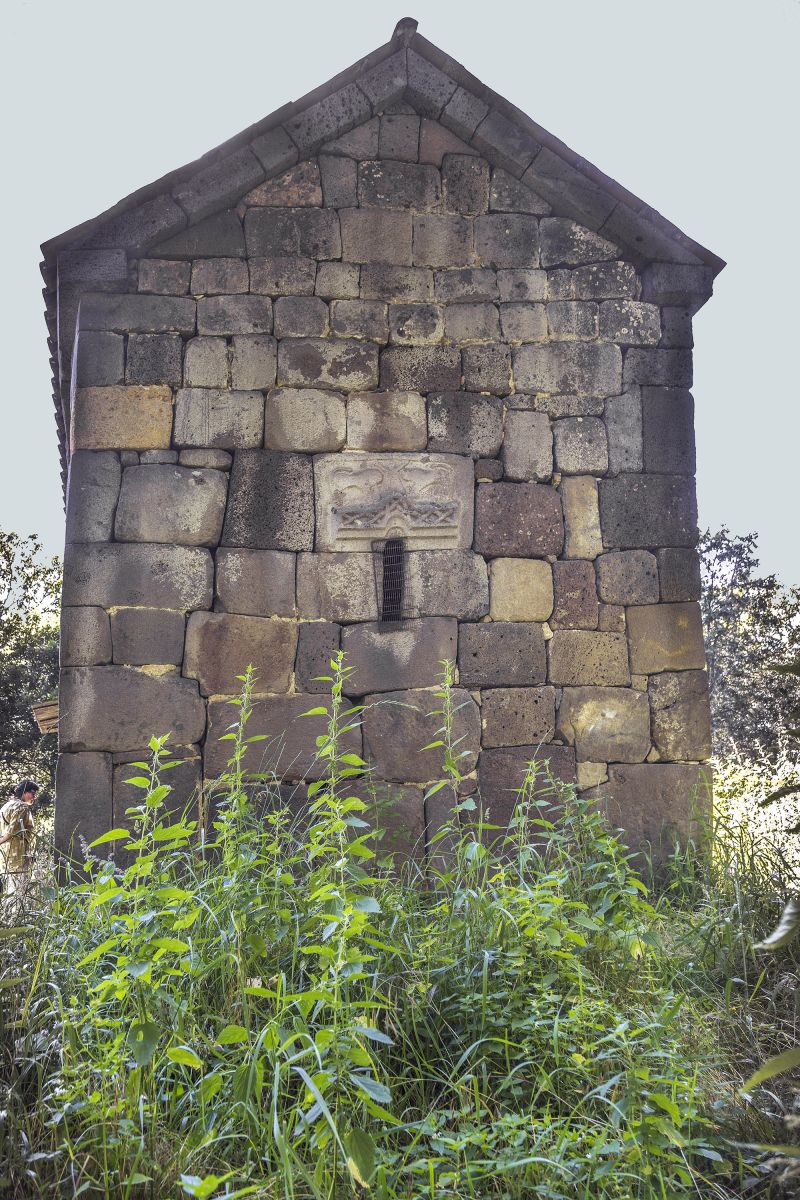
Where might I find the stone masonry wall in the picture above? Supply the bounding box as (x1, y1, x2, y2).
(55, 104, 713, 861)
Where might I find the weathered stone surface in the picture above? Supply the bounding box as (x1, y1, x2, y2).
(359, 48, 407, 108)
(60, 607, 112, 666)
(605, 389, 643, 474)
(601, 601, 626, 630)
(596, 551, 659, 605)
(598, 475, 698, 549)
(317, 262, 361, 300)
(560, 476, 603, 559)
(413, 214, 473, 268)
(548, 630, 630, 686)
(539, 219, 618, 267)
(347, 391, 427, 450)
(139, 450, 178, 465)
(475, 483, 564, 558)
(222, 451, 314, 550)
(603, 763, 711, 851)
(623, 348, 693, 389)
(490, 558, 553, 621)
(577, 761, 608, 792)
(178, 448, 232, 470)
(551, 559, 598, 629)
(547, 300, 598, 340)
(71, 386, 173, 452)
(499, 302, 547, 342)
(249, 256, 317, 296)
(530, 393, 605, 418)
(329, 300, 388, 342)
(152, 211, 245, 259)
(341, 618, 458, 695)
(599, 300, 661, 346)
(444, 302, 500, 343)
(62, 543, 213, 610)
(641, 388, 696, 474)
(482, 686, 556, 748)
(297, 553, 377, 621)
(243, 160, 322, 207)
(190, 258, 249, 295)
(173, 389, 265, 449)
(273, 296, 329, 339)
(184, 612, 297, 695)
(204, 693, 362, 781)
(557, 687, 650, 763)
(358, 160, 441, 210)
(65, 451, 121, 542)
(322, 117, 380, 159)
(434, 268, 498, 303)
(265, 388, 347, 452)
(174, 146, 264, 222)
(477, 744, 576, 827)
(80, 293, 196, 334)
(388, 303, 445, 345)
(278, 338, 378, 391)
(361, 264, 434, 301)
(340, 208, 412, 265)
(552, 416, 608, 475)
(547, 262, 638, 300)
(404, 48, 456, 117)
(75, 331, 125, 386)
(294, 623, 342, 693)
(138, 259, 191, 295)
(314, 451, 474, 551)
(55, 751, 113, 860)
(649, 671, 712, 761)
(230, 335, 278, 390)
(640, 263, 714, 309)
(406, 551, 489, 619)
(110, 608, 185, 665)
(184, 337, 228, 387)
(60, 666, 205, 753)
(490, 168, 550, 214)
(215, 548, 296, 617)
(474, 214, 538, 267)
(521, 149, 616, 231)
(513, 343, 621, 396)
(502, 411, 552, 481)
(428, 392, 503, 457)
(441, 87, 490, 142)
(627, 602, 706, 674)
(657, 548, 702, 602)
(498, 269, 547, 302)
(244, 207, 341, 259)
(472, 108, 539, 175)
(458, 622, 546, 687)
(442, 155, 490, 214)
(475, 457, 503, 481)
(380, 346, 461, 391)
(363, 687, 479, 783)
(659, 306, 694, 348)
(197, 295, 273, 336)
(114, 466, 227, 546)
(419, 119, 476, 166)
(461, 344, 511, 392)
(378, 114, 420, 162)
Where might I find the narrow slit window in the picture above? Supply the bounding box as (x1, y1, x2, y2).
(375, 536, 406, 624)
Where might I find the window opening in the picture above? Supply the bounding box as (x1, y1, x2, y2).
(372, 535, 408, 625)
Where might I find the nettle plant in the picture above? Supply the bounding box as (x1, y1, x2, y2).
(2, 656, 733, 1199)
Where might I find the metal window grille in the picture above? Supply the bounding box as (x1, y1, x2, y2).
(372, 536, 408, 626)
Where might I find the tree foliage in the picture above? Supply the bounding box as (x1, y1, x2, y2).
(0, 529, 61, 795)
(700, 527, 800, 763)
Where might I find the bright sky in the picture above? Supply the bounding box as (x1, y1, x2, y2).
(3, 0, 798, 581)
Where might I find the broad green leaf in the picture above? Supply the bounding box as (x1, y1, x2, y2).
(128, 1020, 160, 1067)
(741, 1045, 800, 1092)
(217, 1024, 249, 1045)
(355, 1025, 393, 1046)
(345, 1128, 376, 1187)
(167, 1045, 203, 1069)
(88, 828, 133, 847)
(77, 935, 120, 967)
(152, 937, 190, 954)
(349, 1072, 391, 1105)
(650, 1093, 682, 1124)
(353, 897, 381, 914)
(301, 707, 329, 717)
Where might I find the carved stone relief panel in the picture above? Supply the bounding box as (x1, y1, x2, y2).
(313, 453, 474, 551)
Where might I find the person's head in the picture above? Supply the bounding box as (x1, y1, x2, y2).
(14, 779, 39, 804)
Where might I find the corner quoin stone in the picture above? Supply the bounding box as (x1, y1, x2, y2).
(626, 602, 706, 674)
(71, 386, 173, 452)
(59, 666, 206, 753)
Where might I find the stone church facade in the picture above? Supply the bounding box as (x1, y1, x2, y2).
(43, 21, 723, 860)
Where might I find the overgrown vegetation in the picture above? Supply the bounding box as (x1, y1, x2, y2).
(1, 660, 797, 1199)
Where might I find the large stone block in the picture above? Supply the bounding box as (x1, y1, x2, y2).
(649, 671, 712, 761)
(557, 687, 650, 763)
(475, 483, 564, 558)
(110, 608, 185, 665)
(380, 346, 462, 391)
(204, 693, 362, 781)
(546, 300, 599, 340)
(341, 618, 458, 695)
(243, 207, 341, 258)
(442, 155, 490, 215)
(297, 553, 377, 621)
(627, 602, 706, 674)
(62, 543, 213, 610)
(444, 302, 500, 343)
(294, 623, 342, 693)
(54, 751, 113, 860)
(60, 666, 206, 753)
(434, 268, 498, 303)
(413, 214, 473, 268)
(499, 302, 547, 342)
(521, 149, 616, 231)
(151, 212, 245, 261)
(174, 146, 264, 222)
(596, 550, 659, 604)
(551, 559, 598, 629)
(358, 160, 441, 209)
(190, 257, 249, 296)
(197, 296, 273, 336)
(75, 330, 125, 386)
(482, 687, 556, 748)
(278, 338, 379, 391)
(359, 48, 407, 108)
(215, 548, 296, 617)
(458, 622, 546, 687)
(173, 389, 265, 449)
(230, 335, 278, 390)
(560, 475, 603, 559)
(317, 262, 361, 300)
(657, 547, 702, 602)
(548, 630, 630, 686)
(363, 687, 480, 783)
(265, 388, 347, 452)
(472, 108, 539, 175)
(641, 388, 696, 474)
(114, 465, 227, 546)
(539, 219, 618, 268)
(406, 50, 458, 118)
(406, 550, 489, 620)
(640, 263, 714, 309)
(502, 411, 552, 482)
(623, 348, 693, 389)
(388, 303, 445, 345)
(79, 293, 196, 334)
(378, 114, 420, 162)
(184, 337, 228, 387)
(60, 607, 112, 667)
(489, 558, 553, 621)
(313, 452, 474, 551)
(71, 386, 173, 452)
(477, 744, 576, 827)
(361, 264, 433, 302)
(605, 389, 643, 474)
(547, 262, 638, 301)
(222, 451, 314, 551)
(418, 119, 475, 166)
(340, 208, 412, 265)
(603, 763, 711, 852)
(249, 256, 317, 296)
(599, 300, 661, 346)
(249, 125, 298, 175)
(273, 296, 330, 339)
(138, 259, 191, 295)
(497, 270, 547, 302)
(184, 612, 297, 696)
(347, 391, 427, 450)
(330, 300, 388, 342)
(598, 475, 698, 549)
(552, 416, 608, 475)
(65, 450, 121, 542)
(489, 167, 550, 214)
(513, 343, 622, 396)
(473, 213, 539, 267)
(243, 160, 322, 207)
(322, 117, 380, 159)
(428, 392, 503, 457)
(441, 87, 490, 142)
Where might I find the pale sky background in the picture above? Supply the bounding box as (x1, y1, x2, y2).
(3, 0, 798, 580)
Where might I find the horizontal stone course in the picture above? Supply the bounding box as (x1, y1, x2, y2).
(458, 622, 546, 687)
(626, 602, 706, 674)
(598, 474, 698, 548)
(174, 389, 265, 449)
(60, 666, 205, 753)
(215, 548, 296, 617)
(184, 611, 297, 695)
(222, 450, 314, 551)
(341, 617, 458, 694)
(114, 465, 228, 546)
(557, 686, 650, 763)
(110, 608, 185, 666)
(548, 630, 630, 686)
(265, 388, 346, 452)
(482, 686, 556, 748)
(347, 391, 426, 450)
(62, 542, 214, 610)
(278, 338, 379, 391)
(71, 386, 173, 452)
(475, 482, 564, 558)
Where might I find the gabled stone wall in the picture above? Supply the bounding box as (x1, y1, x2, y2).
(55, 106, 713, 861)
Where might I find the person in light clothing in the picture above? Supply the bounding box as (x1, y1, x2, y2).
(0, 779, 39, 898)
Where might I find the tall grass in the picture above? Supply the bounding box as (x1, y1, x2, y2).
(0, 659, 792, 1198)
